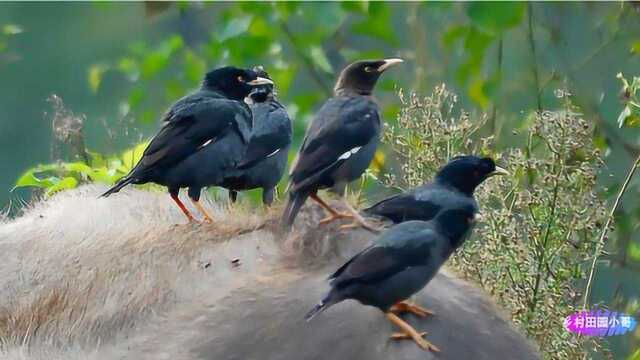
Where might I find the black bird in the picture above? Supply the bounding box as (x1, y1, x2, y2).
(221, 67, 292, 206)
(282, 58, 403, 231)
(363, 156, 508, 224)
(101, 66, 273, 222)
(305, 206, 477, 352)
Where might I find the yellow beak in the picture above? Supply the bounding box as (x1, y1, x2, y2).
(377, 58, 404, 72)
(489, 166, 510, 177)
(247, 77, 274, 86)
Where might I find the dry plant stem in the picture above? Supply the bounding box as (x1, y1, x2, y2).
(582, 153, 640, 310)
(527, 2, 542, 112)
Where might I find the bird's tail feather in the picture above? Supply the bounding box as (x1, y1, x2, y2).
(304, 292, 336, 322)
(100, 177, 134, 198)
(281, 191, 308, 231)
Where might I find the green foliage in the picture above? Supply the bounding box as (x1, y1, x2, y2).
(0, 23, 22, 65)
(382, 86, 607, 359)
(86, 2, 404, 127)
(442, 3, 526, 110)
(13, 141, 149, 197)
(617, 73, 640, 128)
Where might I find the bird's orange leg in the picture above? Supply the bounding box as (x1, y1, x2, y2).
(390, 301, 434, 318)
(386, 312, 440, 352)
(338, 201, 381, 233)
(190, 198, 214, 223)
(310, 194, 353, 225)
(170, 193, 196, 222)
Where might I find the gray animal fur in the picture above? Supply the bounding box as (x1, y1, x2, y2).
(0, 185, 539, 360)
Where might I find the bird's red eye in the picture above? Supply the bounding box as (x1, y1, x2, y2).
(237, 76, 244, 82)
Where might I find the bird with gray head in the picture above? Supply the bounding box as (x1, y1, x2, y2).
(101, 66, 273, 223)
(305, 205, 478, 352)
(363, 156, 508, 225)
(221, 66, 293, 205)
(282, 58, 403, 231)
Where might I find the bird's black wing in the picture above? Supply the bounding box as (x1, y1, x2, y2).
(363, 186, 442, 223)
(237, 101, 292, 170)
(131, 93, 250, 178)
(289, 96, 380, 191)
(330, 222, 438, 288)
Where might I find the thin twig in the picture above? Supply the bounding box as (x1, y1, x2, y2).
(526, 3, 542, 112)
(582, 153, 640, 309)
(489, 36, 503, 137)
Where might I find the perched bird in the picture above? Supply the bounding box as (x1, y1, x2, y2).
(305, 206, 477, 352)
(221, 67, 292, 206)
(101, 66, 273, 222)
(282, 58, 403, 231)
(363, 156, 508, 224)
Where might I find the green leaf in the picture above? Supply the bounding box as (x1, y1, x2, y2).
(128, 86, 145, 109)
(88, 63, 109, 93)
(468, 77, 490, 109)
(630, 41, 640, 55)
(184, 50, 206, 85)
(121, 141, 149, 171)
(618, 106, 640, 128)
(341, 1, 369, 14)
(2, 24, 23, 35)
(351, 3, 397, 45)
(467, 2, 525, 34)
(309, 46, 332, 73)
(141, 35, 183, 79)
(13, 170, 46, 190)
(117, 57, 140, 81)
(442, 25, 470, 49)
(628, 242, 640, 262)
(217, 15, 252, 42)
(87, 150, 107, 167)
(45, 177, 78, 196)
(248, 17, 271, 37)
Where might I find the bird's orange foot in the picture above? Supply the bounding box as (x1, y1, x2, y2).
(318, 212, 353, 226)
(386, 312, 440, 352)
(390, 301, 434, 318)
(338, 220, 382, 234)
(390, 331, 440, 352)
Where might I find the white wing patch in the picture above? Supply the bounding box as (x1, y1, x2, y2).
(266, 148, 281, 158)
(337, 147, 362, 161)
(198, 138, 215, 150)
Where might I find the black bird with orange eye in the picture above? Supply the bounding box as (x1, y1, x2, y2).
(363, 156, 509, 224)
(282, 58, 403, 231)
(101, 66, 273, 223)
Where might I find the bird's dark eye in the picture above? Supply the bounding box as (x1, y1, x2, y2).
(237, 76, 244, 82)
(473, 170, 480, 177)
(364, 66, 374, 73)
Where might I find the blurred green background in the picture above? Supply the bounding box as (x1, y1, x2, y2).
(1, 2, 639, 358)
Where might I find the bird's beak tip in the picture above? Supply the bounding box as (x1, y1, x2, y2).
(490, 166, 510, 177)
(378, 58, 404, 72)
(248, 77, 274, 86)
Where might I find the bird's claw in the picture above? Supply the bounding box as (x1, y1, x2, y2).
(389, 331, 440, 352)
(318, 212, 353, 226)
(390, 331, 427, 340)
(390, 302, 434, 318)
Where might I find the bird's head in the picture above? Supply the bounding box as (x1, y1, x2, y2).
(435, 155, 509, 195)
(435, 205, 477, 247)
(334, 58, 403, 96)
(246, 66, 275, 103)
(202, 66, 273, 101)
